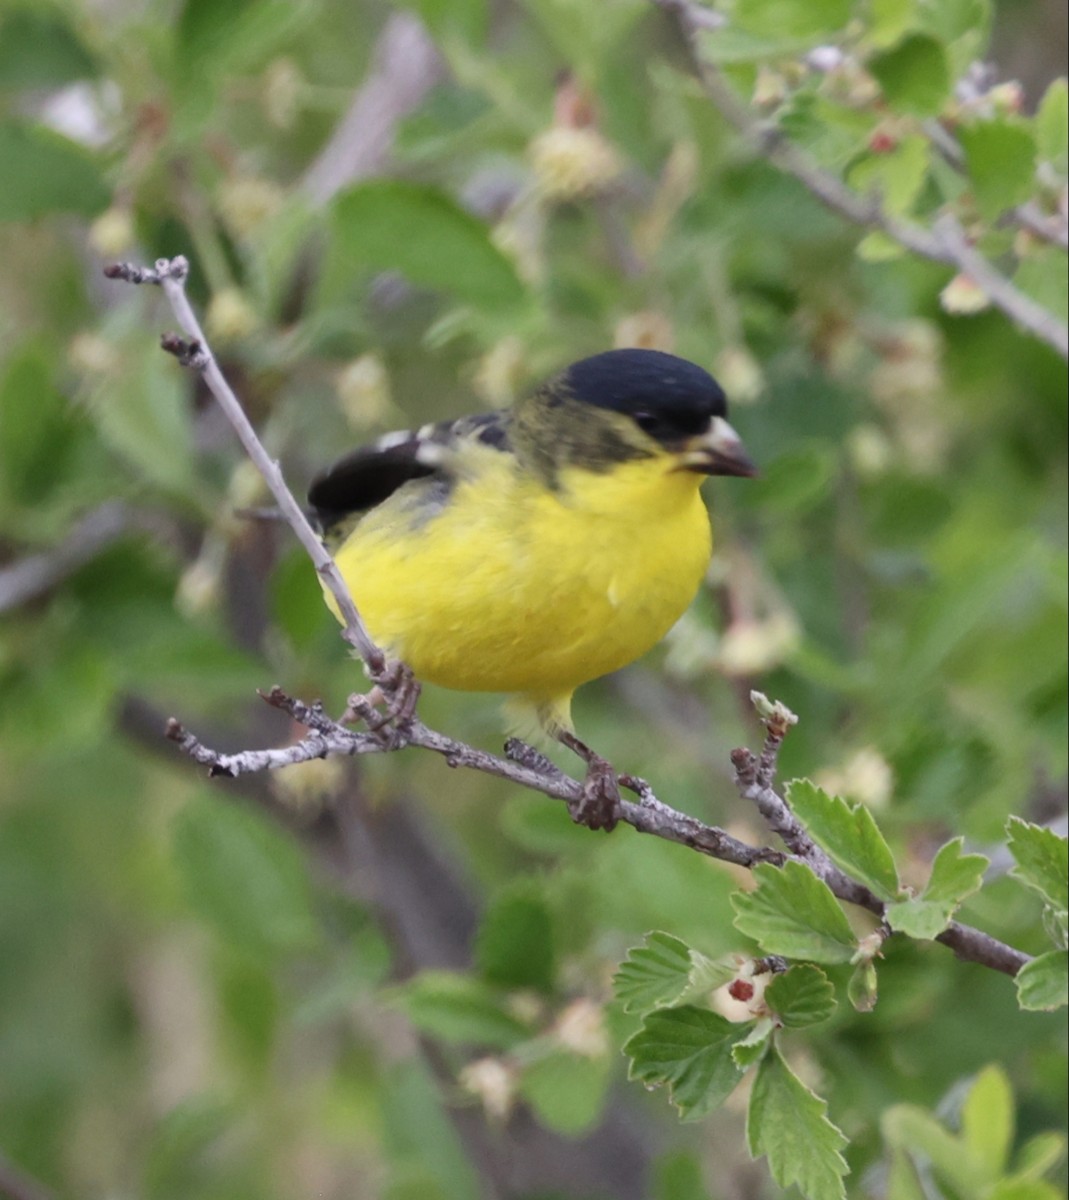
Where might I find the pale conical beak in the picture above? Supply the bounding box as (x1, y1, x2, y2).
(679, 416, 758, 477)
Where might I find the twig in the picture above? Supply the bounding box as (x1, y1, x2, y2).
(651, 0, 1069, 360)
(301, 12, 444, 208)
(104, 258, 385, 674)
(166, 687, 1030, 977)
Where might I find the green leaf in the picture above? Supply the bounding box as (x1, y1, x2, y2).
(786, 779, 901, 901)
(614, 932, 692, 1013)
(732, 0, 852, 39)
(1014, 1131, 1068, 1181)
(0, 347, 75, 510)
(1015, 951, 1068, 1012)
(613, 932, 737, 1015)
(398, 0, 487, 44)
(624, 1006, 742, 1121)
(653, 1151, 709, 1200)
(1036, 78, 1068, 174)
(883, 1104, 988, 1198)
(175, 0, 309, 77)
(732, 862, 858, 964)
(885, 898, 948, 939)
(748, 443, 837, 516)
(923, 837, 989, 904)
(519, 1049, 611, 1135)
(848, 135, 931, 216)
(765, 964, 837, 1029)
(0, 11, 98, 88)
(93, 344, 195, 496)
(887, 838, 989, 938)
(172, 797, 320, 958)
(987, 1182, 1064, 1200)
(475, 883, 555, 991)
(1006, 817, 1068, 911)
(1015, 252, 1069, 325)
(732, 1019, 773, 1068)
(0, 121, 109, 221)
(747, 1046, 849, 1200)
(391, 971, 531, 1048)
(959, 120, 1038, 222)
(326, 181, 526, 314)
(868, 34, 951, 117)
(961, 1065, 1013, 1181)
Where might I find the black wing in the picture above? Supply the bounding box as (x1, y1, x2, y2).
(308, 412, 510, 533)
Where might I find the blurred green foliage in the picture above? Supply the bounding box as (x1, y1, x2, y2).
(0, 0, 1066, 1196)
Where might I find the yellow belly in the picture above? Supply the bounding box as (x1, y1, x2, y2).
(329, 455, 712, 707)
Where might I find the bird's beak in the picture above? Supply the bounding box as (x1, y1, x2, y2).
(679, 416, 758, 477)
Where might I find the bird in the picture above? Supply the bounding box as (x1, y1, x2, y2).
(308, 347, 756, 830)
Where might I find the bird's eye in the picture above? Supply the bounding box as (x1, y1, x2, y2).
(634, 412, 661, 434)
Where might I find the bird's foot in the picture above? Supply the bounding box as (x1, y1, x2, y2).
(342, 660, 421, 749)
(556, 730, 622, 833)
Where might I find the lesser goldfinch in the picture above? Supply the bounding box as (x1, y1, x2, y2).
(309, 348, 755, 828)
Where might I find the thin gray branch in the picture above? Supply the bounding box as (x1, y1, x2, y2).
(652, 0, 1068, 359)
(167, 687, 1031, 977)
(104, 258, 385, 673)
(301, 12, 444, 208)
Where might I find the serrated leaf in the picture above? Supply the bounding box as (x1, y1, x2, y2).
(923, 837, 988, 904)
(1036, 78, 1068, 174)
(519, 1049, 611, 1135)
(887, 838, 989, 938)
(869, 34, 951, 116)
(747, 1046, 849, 1200)
(613, 932, 735, 1015)
(732, 1019, 773, 1068)
(1042, 905, 1068, 951)
(765, 964, 837, 1029)
(959, 119, 1038, 222)
(786, 779, 901, 901)
(1015, 951, 1068, 1012)
(614, 932, 693, 1013)
(0, 121, 109, 221)
(624, 1006, 742, 1121)
(172, 797, 320, 959)
(886, 898, 952, 939)
(1006, 818, 1068, 912)
(392, 972, 530, 1048)
(475, 884, 555, 991)
(325, 181, 525, 314)
(732, 862, 858, 964)
(961, 1065, 1013, 1181)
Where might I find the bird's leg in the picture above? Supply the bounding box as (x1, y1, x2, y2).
(341, 659, 421, 748)
(555, 729, 622, 833)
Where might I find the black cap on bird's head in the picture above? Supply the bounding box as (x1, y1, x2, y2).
(560, 348, 757, 477)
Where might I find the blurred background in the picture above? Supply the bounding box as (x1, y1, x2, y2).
(0, 0, 1065, 1197)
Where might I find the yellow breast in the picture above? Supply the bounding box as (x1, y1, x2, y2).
(329, 451, 712, 706)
